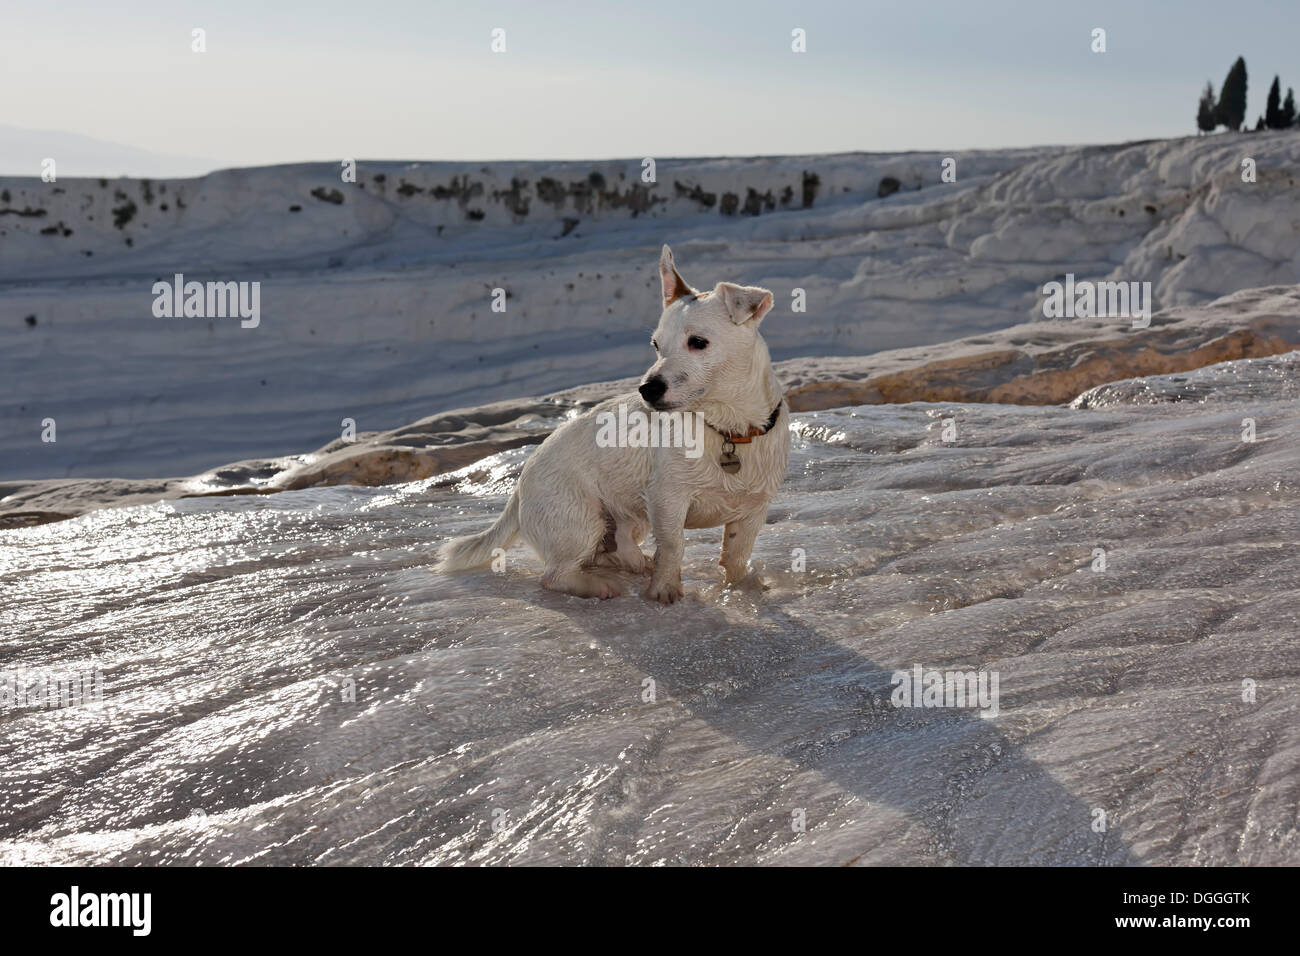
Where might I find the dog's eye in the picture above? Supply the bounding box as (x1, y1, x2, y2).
(651, 339, 659, 352)
(687, 336, 709, 350)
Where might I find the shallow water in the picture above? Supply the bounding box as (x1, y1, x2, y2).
(2, 355, 1298, 865)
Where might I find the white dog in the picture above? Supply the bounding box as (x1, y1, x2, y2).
(436, 245, 789, 603)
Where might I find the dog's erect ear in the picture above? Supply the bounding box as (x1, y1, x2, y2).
(715, 282, 774, 326)
(659, 244, 694, 307)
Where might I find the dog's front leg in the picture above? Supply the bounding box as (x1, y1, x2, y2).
(645, 491, 690, 604)
(720, 506, 768, 586)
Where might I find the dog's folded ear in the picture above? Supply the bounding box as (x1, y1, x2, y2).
(715, 282, 774, 326)
(659, 244, 694, 307)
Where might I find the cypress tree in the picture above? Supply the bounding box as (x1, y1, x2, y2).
(1265, 76, 1283, 128)
(1216, 57, 1248, 131)
(1196, 82, 1217, 132)
(1284, 88, 1297, 127)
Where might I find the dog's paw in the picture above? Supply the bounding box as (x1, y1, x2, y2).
(644, 577, 683, 605)
(589, 576, 625, 599)
(723, 568, 767, 591)
(542, 568, 625, 600)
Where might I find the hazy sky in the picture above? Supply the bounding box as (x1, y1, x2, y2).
(6, 0, 1300, 173)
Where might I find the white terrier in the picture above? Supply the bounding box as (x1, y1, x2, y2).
(436, 245, 789, 603)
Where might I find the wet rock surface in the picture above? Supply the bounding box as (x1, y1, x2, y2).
(2, 353, 1297, 865)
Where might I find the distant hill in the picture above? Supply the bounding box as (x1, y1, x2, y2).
(0, 125, 222, 179)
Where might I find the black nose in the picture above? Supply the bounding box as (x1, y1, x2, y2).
(639, 377, 667, 404)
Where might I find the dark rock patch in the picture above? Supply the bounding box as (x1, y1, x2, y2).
(802, 171, 820, 207)
(112, 195, 138, 229)
(742, 187, 775, 216)
(493, 178, 530, 217)
(674, 181, 717, 209)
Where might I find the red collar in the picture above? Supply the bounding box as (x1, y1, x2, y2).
(704, 401, 783, 444)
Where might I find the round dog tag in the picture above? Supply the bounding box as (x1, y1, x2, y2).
(719, 439, 741, 474)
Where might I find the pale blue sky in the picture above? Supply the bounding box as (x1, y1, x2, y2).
(5, 0, 1300, 173)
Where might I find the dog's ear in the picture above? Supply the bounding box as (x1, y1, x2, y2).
(659, 245, 694, 307)
(715, 282, 774, 326)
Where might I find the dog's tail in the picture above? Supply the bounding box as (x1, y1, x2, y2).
(435, 492, 521, 571)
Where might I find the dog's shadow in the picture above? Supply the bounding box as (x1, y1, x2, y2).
(515, 562, 1138, 867)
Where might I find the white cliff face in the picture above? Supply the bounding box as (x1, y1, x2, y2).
(3, 351, 1297, 865)
(4, 132, 1299, 480)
